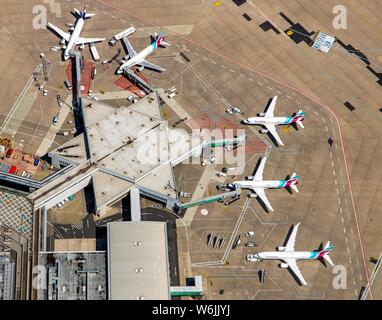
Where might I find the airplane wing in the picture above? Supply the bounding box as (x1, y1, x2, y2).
(264, 96, 278, 117)
(139, 60, 166, 72)
(253, 156, 267, 181)
(285, 222, 301, 252)
(264, 124, 284, 146)
(283, 258, 307, 286)
(121, 37, 137, 58)
(76, 36, 105, 45)
(47, 22, 71, 42)
(253, 188, 274, 212)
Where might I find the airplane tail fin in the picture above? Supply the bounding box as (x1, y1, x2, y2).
(150, 32, 169, 47)
(320, 241, 334, 267)
(292, 110, 305, 129)
(286, 173, 299, 193)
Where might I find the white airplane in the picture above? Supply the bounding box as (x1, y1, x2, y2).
(117, 32, 169, 74)
(247, 223, 334, 286)
(47, 7, 105, 60)
(242, 96, 305, 146)
(229, 156, 299, 212)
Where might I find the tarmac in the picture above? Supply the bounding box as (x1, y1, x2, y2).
(0, 0, 381, 300)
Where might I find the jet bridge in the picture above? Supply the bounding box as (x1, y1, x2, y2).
(177, 189, 241, 210)
(121, 66, 154, 94)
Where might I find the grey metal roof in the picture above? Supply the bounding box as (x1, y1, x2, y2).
(107, 221, 170, 300)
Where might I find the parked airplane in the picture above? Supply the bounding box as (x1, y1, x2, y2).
(229, 156, 299, 212)
(117, 32, 169, 74)
(47, 7, 105, 60)
(242, 96, 305, 146)
(247, 222, 334, 286)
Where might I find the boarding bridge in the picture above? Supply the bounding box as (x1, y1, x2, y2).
(177, 189, 241, 210)
(121, 63, 154, 93)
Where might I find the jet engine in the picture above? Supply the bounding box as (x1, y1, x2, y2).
(258, 112, 265, 117)
(249, 193, 257, 198)
(279, 263, 289, 269)
(60, 38, 66, 45)
(246, 176, 254, 180)
(79, 43, 85, 50)
(137, 65, 144, 72)
(277, 246, 286, 251)
(260, 129, 269, 134)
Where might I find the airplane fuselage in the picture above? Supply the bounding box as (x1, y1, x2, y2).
(64, 17, 85, 60)
(252, 250, 319, 261)
(233, 179, 287, 190)
(118, 42, 157, 73)
(243, 116, 292, 126)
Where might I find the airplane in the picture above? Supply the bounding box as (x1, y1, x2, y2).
(228, 156, 299, 212)
(116, 32, 170, 74)
(47, 7, 105, 60)
(242, 96, 305, 146)
(246, 222, 334, 286)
